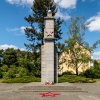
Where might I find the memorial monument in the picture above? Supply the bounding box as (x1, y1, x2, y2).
(41, 9, 58, 83)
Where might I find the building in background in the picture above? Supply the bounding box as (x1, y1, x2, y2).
(58, 42, 91, 75)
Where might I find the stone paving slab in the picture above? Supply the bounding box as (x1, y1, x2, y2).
(78, 95, 100, 100)
(18, 86, 82, 91)
(0, 82, 100, 100)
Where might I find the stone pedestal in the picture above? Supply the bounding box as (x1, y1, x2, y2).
(41, 40, 57, 83)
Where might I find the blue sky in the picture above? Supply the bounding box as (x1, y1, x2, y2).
(0, 0, 100, 59)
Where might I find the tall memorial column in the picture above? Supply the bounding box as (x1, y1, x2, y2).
(41, 10, 58, 83)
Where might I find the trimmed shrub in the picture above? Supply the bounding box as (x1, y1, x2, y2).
(93, 69, 100, 78)
(84, 65, 100, 78)
(62, 71, 73, 76)
(0, 65, 8, 72)
(0, 71, 3, 78)
(2, 76, 41, 83)
(3, 69, 16, 79)
(16, 67, 29, 78)
(84, 68, 95, 78)
(58, 75, 95, 83)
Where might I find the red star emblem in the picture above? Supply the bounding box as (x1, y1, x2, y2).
(46, 31, 53, 36)
(40, 92, 60, 97)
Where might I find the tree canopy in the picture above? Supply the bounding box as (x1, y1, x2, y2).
(24, 0, 64, 51)
(64, 17, 91, 75)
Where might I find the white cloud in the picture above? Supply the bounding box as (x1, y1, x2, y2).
(0, 44, 18, 50)
(6, 0, 20, 4)
(0, 44, 25, 51)
(6, 0, 77, 9)
(7, 26, 26, 35)
(54, 0, 77, 20)
(7, 27, 20, 32)
(54, 0, 77, 9)
(87, 12, 100, 32)
(54, 0, 60, 3)
(21, 0, 33, 5)
(20, 26, 26, 33)
(6, 0, 33, 6)
(6, 0, 77, 21)
(93, 51, 100, 60)
(55, 9, 70, 20)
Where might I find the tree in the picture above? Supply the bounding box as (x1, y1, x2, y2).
(25, 0, 63, 47)
(65, 17, 91, 75)
(93, 60, 100, 69)
(24, 0, 64, 70)
(57, 42, 65, 52)
(3, 48, 17, 67)
(0, 49, 3, 67)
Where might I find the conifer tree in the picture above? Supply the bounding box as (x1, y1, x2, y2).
(24, 0, 64, 71)
(24, 0, 63, 52)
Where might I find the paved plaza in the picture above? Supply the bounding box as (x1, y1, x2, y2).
(0, 82, 100, 100)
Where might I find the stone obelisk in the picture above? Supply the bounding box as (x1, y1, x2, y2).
(41, 10, 58, 83)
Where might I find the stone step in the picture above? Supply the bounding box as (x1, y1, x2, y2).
(18, 86, 87, 92)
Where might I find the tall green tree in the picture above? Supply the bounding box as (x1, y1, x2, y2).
(24, 0, 64, 69)
(3, 48, 17, 67)
(65, 17, 91, 75)
(0, 49, 3, 67)
(25, 0, 63, 48)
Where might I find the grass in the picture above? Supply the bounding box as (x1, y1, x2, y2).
(2, 76, 41, 83)
(58, 75, 96, 83)
(0, 79, 3, 83)
(0, 75, 98, 83)
(94, 79, 100, 82)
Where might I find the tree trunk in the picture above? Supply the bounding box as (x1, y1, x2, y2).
(76, 66, 78, 76)
(75, 62, 78, 76)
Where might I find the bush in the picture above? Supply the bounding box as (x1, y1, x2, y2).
(58, 75, 95, 83)
(2, 76, 41, 83)
(94, 69, 100, 78)
(3, 69, 16, 79)
(83, 66, 100, 78)
(83, 68, 95, 78)
(34, 70, 41, 77)
(16, 67, 29, 78)
(0, 71, 3, 78)
(0, 65, 8, 72)
(62, 71, 73, 76)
